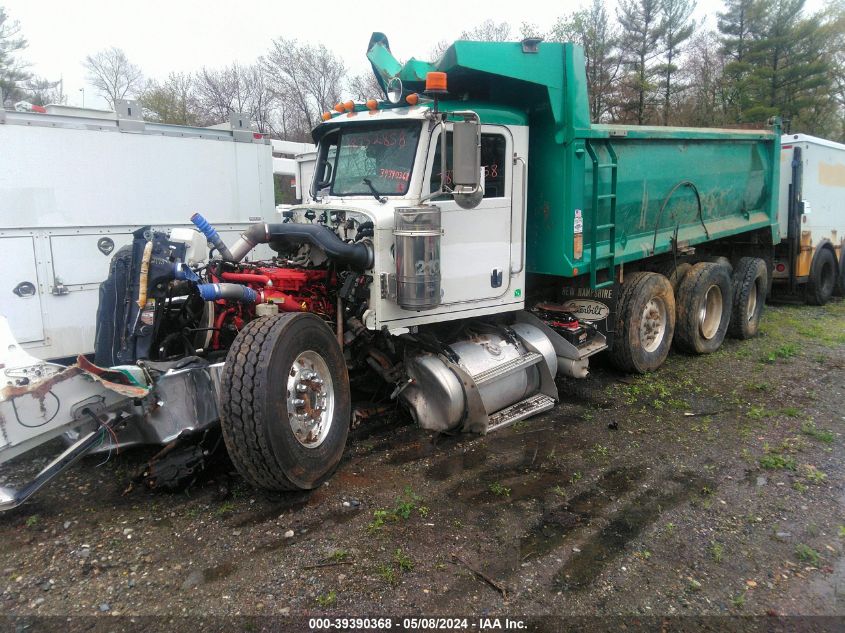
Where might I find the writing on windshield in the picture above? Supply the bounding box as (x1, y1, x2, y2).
(325, 121, 421, 196)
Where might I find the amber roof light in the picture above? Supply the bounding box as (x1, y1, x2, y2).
(425, 72, 448, 94)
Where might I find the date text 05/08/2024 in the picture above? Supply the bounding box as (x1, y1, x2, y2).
(308, 617, 527, 630)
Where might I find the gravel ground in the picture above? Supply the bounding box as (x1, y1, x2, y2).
(0, 300, 843, 626)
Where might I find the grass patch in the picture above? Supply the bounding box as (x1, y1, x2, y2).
(393, 548, 414, 571)
(316, 591, 337, 607)
(710, 542, 724, 563)
(588, 444, 610, 461)
(762, 344, 799, 363)
(802, 465, 827, 485)
(377, 564, 397, 585)
(215, 502, 236, 516)
(747, 405, 772, 420)
(795, 544, 821, 566)
(759, 454, 797, 471)
(25, 515, 39, 528)
(488, 482, 511, 497)
(800, 421, 834, 444)
(329, 549, 349, 563)
(368, 487, 424, 531)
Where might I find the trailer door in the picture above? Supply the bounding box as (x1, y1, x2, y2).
(0, 237, 45, 343)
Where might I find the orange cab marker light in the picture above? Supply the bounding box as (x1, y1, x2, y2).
(321, 111, 332, 121)
(343, 100, 355, 112)
(333, 103, 344, 113)
(425, 72, 447, 93)
(366, 98, 378, 110)
(406, 93, 419, 106)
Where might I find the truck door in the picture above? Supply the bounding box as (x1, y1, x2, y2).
(0, 236, 45, 343)
(425, 125, 514, 304)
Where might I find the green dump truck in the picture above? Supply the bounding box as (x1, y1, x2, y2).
(1, 34, 822, 508)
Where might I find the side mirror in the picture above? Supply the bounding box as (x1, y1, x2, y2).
(451, 111, 482, 209)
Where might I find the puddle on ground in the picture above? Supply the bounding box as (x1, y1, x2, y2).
(386, 432, 464, 466)
(202, 561, 237, 583)
(519, 466, 646, 562)
(426, 446, 490, 481)
(553, 471, 711, 591)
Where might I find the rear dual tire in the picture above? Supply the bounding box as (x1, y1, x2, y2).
(728, 257, 767, 340)
(674, 262, 733, 354)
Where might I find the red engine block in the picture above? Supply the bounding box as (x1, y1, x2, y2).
(220, 266, 334, 315)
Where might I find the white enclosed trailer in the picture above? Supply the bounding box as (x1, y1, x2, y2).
(0, 102, 279, 360)
(775, 133, 845, 302)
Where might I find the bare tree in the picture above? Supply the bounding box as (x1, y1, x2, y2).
(83, 47, 143, 109)
(193, 63, 277, 134)
(347, 71, 384, 101)
(262, 38, 345, 139)
(430, 20, 513, 59)
(460, 19, 512, 41)
(140, 72, 201, 125)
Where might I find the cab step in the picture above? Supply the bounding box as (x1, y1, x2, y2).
(487, 393, 556, 433)
(472, 351, 543, 386)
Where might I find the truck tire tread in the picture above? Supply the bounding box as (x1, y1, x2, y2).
(675, 262, 732, 354)
(219, 313, 350, 492)
(728, 257, 767, 339)
(608, 272, 675, 374)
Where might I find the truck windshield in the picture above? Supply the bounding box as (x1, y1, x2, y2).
(313, 121, 421, 197)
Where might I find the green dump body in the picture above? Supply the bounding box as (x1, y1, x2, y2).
(367, 35, 781, 285)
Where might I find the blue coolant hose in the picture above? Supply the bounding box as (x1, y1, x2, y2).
(190, 213, 235, 261)
(197, 283, 258, 303)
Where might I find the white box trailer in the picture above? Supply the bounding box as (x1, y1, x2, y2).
(775, 133, 845, 302)
(1, 102, 287, 360)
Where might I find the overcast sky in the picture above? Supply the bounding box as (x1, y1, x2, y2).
(3, 0, 827, 110)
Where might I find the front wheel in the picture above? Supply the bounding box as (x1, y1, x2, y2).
(608, 272, 676, 374)
(219, 313, 350, 491)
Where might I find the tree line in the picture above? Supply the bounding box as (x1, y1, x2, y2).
(520, 0, 844, 137)
(1, 1, 844, 141)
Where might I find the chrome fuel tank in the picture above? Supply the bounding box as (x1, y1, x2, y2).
(401, 323, 556, 432)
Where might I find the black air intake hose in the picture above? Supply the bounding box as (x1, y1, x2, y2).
(267, 223, 372, 269)
(227, 221, 373, 269)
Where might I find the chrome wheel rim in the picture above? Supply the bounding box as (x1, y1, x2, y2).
(746, 281, 758, 322)
(699, 285, 723, 340)
(640, 297, 667, 353)
(287, 350, 334, 448)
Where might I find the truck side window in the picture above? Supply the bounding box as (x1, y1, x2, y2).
(429, 132, 507, 199)
(313, 131, 339, 196)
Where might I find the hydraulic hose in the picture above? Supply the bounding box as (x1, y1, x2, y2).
(226, 221, 373, 269)
(191, 213, 235, 261)
(196, 283, 258, 303)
